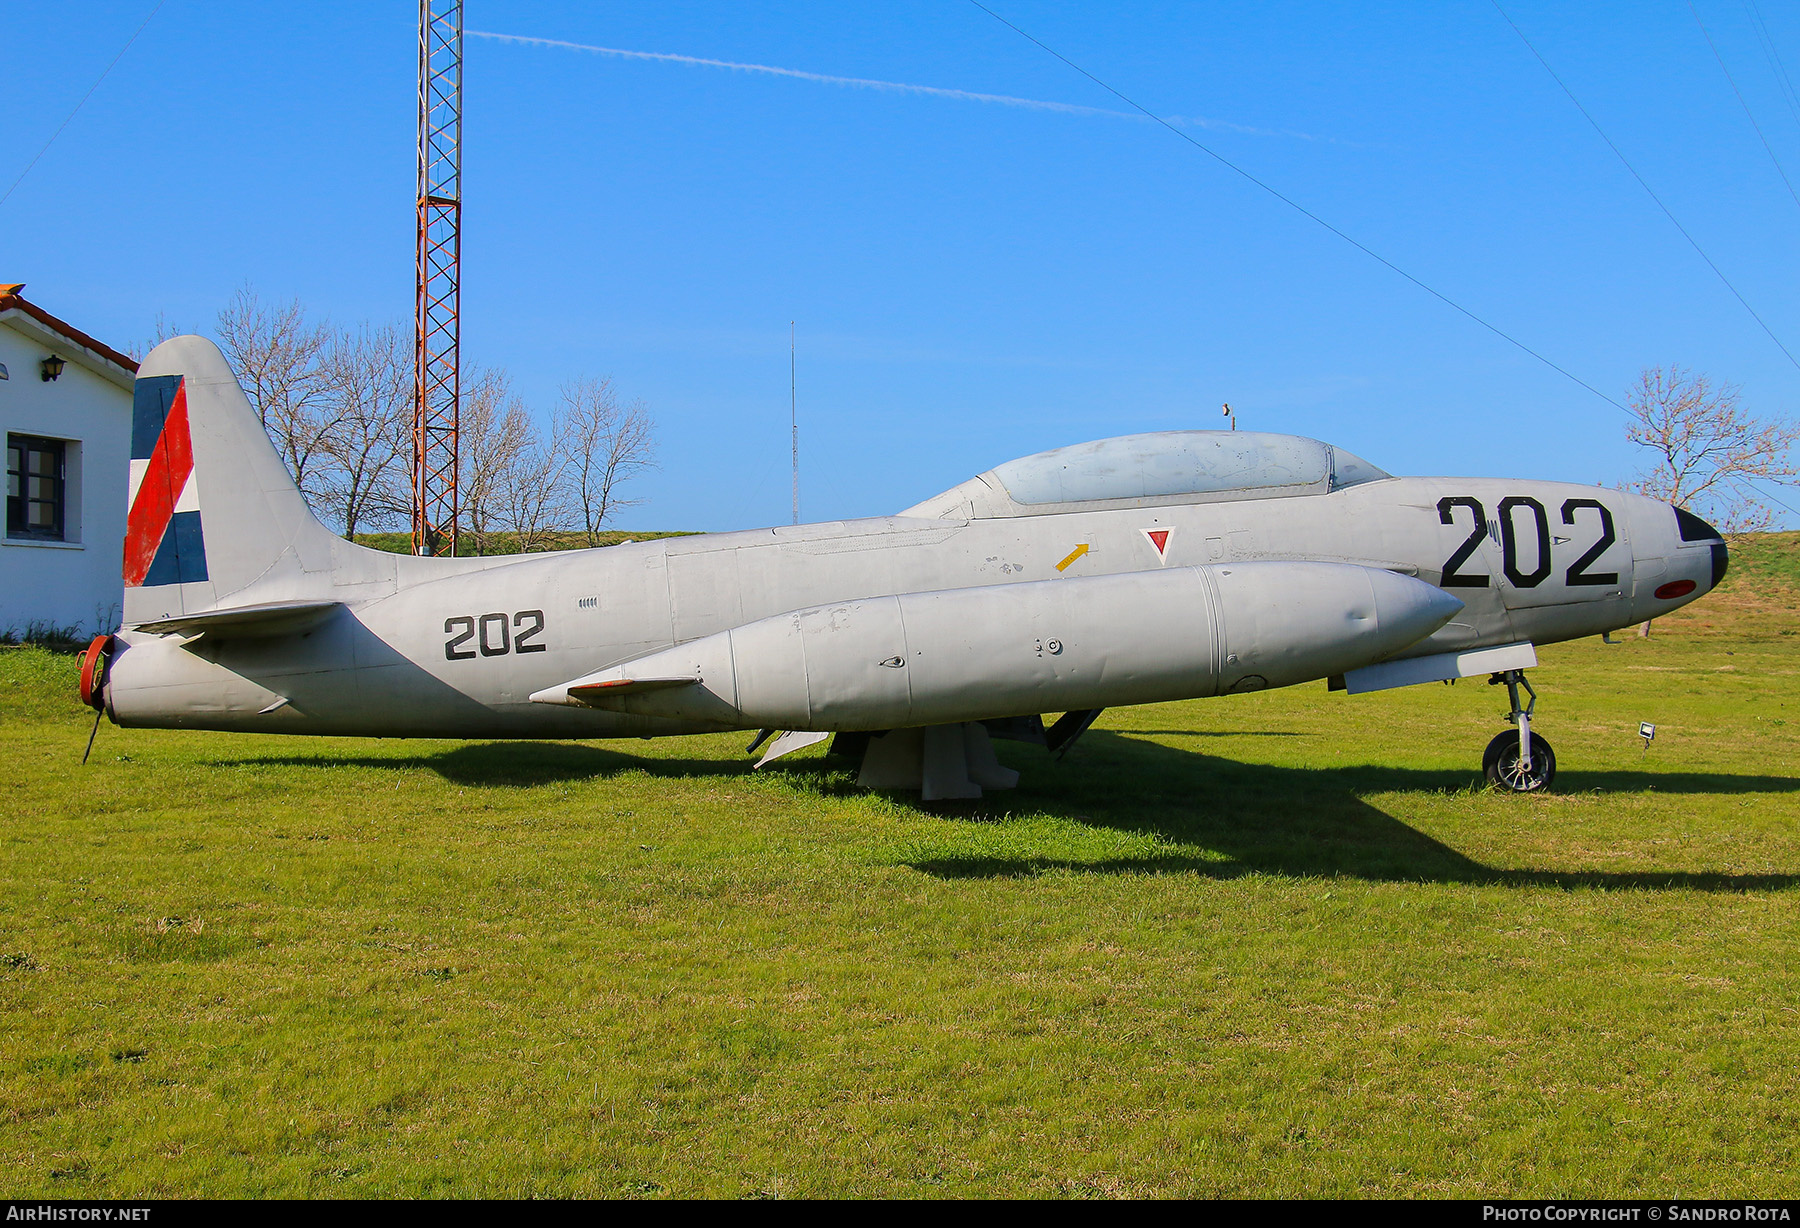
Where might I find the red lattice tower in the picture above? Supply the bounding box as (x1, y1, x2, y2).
(413, 0, 462, 556)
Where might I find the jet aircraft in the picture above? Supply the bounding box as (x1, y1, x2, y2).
(79, 337, 1729, 799)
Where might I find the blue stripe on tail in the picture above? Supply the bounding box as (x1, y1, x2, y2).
(142, 510, 209, 586)
(131, 375, 182, 461)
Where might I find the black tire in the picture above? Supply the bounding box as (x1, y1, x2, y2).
(1482, 730, 1556, 793)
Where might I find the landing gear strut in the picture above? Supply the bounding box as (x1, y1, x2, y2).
(1482, 669, 1556, 792)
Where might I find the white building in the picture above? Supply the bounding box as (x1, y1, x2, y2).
(1, 284, 138, 638)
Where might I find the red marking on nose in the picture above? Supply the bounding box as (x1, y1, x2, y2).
(1654, 579, 1697, 600)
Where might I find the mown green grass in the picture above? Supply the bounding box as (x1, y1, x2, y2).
(2, 540, 1797, 1198)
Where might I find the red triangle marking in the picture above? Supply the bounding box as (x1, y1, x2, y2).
(1146, 529, 1170, 556)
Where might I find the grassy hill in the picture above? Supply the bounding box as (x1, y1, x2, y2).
(0, 535, 1795, 1196)
(1656, 530, 1799, 639)
(352, 529, 702, 556)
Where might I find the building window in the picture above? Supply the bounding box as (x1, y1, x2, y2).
(7, 434, 66, 541)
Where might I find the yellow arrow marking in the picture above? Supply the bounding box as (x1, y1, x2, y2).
(1056, 543, 1090, 572)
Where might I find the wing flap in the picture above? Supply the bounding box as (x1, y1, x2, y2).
(566, 676, 700, 702)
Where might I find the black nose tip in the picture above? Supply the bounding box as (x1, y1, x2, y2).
(1711, 540, 1730, 590)
(1674, 506, 1722, 543)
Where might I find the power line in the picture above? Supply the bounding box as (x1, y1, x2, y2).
(1490, 1, 1800, 375)
(0, 0, 167, 210)
(965, 0, 1631, 411)
(1740, 0, 1800, 137)
(1729, 474, 1800, 519)
(1689, 0, 1800, 216)
(966, 2, 1797, 523)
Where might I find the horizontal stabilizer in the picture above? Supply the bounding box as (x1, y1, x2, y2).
(131, 598, 343, 638)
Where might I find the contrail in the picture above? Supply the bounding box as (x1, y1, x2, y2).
(468, 30, 1315, 141)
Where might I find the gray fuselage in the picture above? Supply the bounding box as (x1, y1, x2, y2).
(106, 475, 1718, 739)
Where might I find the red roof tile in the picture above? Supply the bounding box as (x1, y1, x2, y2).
(0, 283, 139, 375)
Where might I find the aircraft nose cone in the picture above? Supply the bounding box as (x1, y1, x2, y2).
(1367, 568, 1465, 648)
(1673, 505, 1722, 544)
(1669, 503, 1729, 592)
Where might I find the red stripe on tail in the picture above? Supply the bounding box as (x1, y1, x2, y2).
(122, 380, 194, 587)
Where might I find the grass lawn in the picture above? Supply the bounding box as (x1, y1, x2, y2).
(2, 536, 1796, 1198)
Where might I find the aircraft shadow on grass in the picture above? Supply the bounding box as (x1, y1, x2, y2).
(220, 729, 1800, 894)
(221, 741, 748, 786)
(1117, 729, 1303, 738)
(891, 731, 1800, 893)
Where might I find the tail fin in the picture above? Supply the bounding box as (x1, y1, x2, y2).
(124, 336, 341, 626)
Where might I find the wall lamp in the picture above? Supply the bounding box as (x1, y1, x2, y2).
(40, 354, 65, 382)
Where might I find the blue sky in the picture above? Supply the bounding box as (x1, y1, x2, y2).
(5, 1, 1799, 529)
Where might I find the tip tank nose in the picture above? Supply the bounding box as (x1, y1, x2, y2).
(1367, 569, 1465, 650)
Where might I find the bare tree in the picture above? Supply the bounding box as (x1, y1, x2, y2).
(316, 323, 411, 538)
(130, 311, 191, 363)
(215, 288, 338, 507)
(555, 377, 657, 546)
(493, 419, 571, 553)
(459, 367, 534, 555)
(1627, 366, 1799, 535)
(192, 289, 657, 554)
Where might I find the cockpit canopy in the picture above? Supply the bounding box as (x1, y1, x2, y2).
(900, 430, 1392, 520)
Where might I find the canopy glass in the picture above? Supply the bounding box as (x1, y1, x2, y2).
(990, 431, 1389, 506)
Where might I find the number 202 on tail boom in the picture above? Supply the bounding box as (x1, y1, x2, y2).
(78, 337, 1727, 800)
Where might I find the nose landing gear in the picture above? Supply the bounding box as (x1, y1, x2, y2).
(1483, 669, 1556, 792)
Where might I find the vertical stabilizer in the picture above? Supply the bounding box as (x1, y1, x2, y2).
(123, 336, 340, 627)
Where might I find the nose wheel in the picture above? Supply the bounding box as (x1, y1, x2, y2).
(1483, 669, 1555, 792)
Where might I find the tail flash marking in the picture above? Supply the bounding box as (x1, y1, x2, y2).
(124, 375, 209, 587)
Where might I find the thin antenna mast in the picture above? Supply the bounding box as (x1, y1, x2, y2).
(790, 321, 799, 526)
